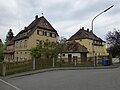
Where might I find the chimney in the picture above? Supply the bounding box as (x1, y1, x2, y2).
(90, 30, 93, 33)
(82, 27, 84, 30)
(24, 27, 27, 30)
(35, 15, 38, 19)
(87, 28, 89, 32)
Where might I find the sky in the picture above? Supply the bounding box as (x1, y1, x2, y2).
(0, 0, 120, 42)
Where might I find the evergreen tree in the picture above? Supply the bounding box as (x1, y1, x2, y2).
(5, 29, 14, 45)
(0, 39, 3, 48)
(0, 39, 5, 62)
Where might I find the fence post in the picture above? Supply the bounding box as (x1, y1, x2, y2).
(53, 57, 55, 68)
(33, 58, 35, 70)
(2, 62, 6, 76)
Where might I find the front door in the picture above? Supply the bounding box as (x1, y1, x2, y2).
(68, 54, 72, 63)
(81, 53, 87, 62)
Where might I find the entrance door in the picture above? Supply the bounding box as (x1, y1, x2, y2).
(81, 53, 87, 62)
(73, 56, 78, 62)
(68, 54, 72, 63)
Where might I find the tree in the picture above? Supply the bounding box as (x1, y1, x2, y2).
(5, 29, 14, 45)
(59, 36, 67, 44)
(0, 39, 5, 62)
(0, 39, 3, 48)
(31, 41, 43, 70)
(106, 29, 120, 57)
(30, 39, 65, 67)
(31, 41, 43, 59)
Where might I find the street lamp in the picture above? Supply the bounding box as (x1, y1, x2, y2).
(91, 5, 114, 67)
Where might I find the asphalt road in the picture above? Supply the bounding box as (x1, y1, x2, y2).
(1, 68, 120, 90)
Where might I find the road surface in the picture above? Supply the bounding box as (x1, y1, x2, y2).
(1, 68, 120, 90)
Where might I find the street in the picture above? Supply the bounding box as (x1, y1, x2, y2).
(1, 67, 120, 90)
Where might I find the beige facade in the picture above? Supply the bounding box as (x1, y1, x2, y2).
(4, 15, 59, 62)
(58, 41, 88, 63)
(4, 44, 14, 62)
(75, 39, 108, 57)
(14, 29, 58, 62)
(68, 27, 108, 58)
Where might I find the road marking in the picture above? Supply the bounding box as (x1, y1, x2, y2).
(0, 79, 22, 90)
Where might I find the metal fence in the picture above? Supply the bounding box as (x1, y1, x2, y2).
(0, 55, 112, 76)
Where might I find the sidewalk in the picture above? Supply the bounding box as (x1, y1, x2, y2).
(2, 64, 119, 79)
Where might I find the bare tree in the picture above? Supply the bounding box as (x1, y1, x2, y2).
(106, 29, 120, 57)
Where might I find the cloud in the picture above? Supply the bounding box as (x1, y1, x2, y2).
(0, 0, 120, 42)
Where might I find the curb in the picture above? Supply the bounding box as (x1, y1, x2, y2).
(5, 65, 119, 79)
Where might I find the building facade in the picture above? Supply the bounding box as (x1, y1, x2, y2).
(4, 15, 59, 62)
(59, 41, 88, 63)
(68, 27, 108, 58)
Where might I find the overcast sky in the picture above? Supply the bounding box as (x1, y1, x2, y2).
(0, 0, 120, 42)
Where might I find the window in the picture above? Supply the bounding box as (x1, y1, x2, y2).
(50, 33, 52, 37)
(47, 32, 49, 36)
(37, 30, 39, 35)
(39, 31, 42, 35)
(42, 31, 44, 35)
(20, 41, 22, 48)
(52, 33, 54, 37)
(24, 40, 27, 48)
(52, 33, 56, 38)
(36, 40, 39, 46)
(94, 41, 96, 44)
(20, 52, 22, 60)
(45, 32, 47, 36)
(63, 54, 65, 56)
(45, 23, 48, 26)
(55, 34, 57, 37)
(16, 42, 18, 48)
(44, 22, 48, 26)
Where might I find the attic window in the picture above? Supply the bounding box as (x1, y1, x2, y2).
(44, 22, 48, 26)
(45, 23, 48, 26)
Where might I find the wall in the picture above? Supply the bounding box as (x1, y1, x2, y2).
(75, 39, 108, 57)
(14, 28, 58, 61)
(60, 53, 81, 63)
(28, 28, 58, 49)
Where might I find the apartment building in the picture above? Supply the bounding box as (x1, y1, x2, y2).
(68, 27, 108, 58)
(4, 15, 59, 62)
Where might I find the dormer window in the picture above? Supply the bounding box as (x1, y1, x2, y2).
(44, 22, 48, 26)
(43, 20, 48, 27)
